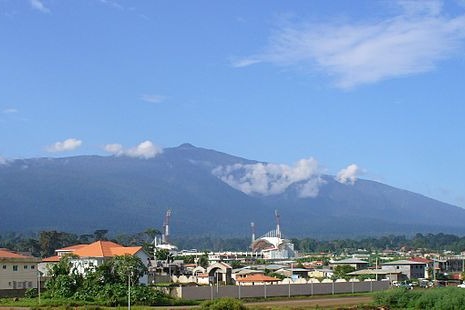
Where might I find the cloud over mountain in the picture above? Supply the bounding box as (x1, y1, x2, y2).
(46, 138, 82, 153)
(336, 164, 361, 185)
(104, 140, 162, 159)
(212, 158, 324, 197)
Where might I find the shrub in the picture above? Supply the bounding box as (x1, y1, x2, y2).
(24, 288, 38, 298)
(200, 297, 247, 310)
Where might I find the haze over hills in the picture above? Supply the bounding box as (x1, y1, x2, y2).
(1, 143, 465, 239)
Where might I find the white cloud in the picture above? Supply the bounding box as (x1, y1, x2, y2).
(104, 143, 124, 156)
(336, 164, 361, 185)
(213, 158, 324, 198)
(140, 94, 166, 104)
(46, 138, 82, 153)
(2, 108, 18, 114)
(104, 140, 162, 159)
(98, 0, 124, 10)
(30, 0, 50, 13)
(234, 1, 465, 88)
(0, 156, 8, 165)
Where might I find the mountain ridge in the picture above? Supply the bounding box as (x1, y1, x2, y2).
(1, 143, 464, 238)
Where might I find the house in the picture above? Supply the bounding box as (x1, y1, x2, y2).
(0, 248, 41, 290)
(41, 241, 150, 284)
(329, 258, 369, 270)
(236, 274, 281, 286)
(308, 268, 334, 279)
(381, 260, 426, 280)
(409, 257, 433, 278)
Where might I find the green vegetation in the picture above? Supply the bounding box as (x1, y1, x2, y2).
(332, 265, 356, 280)
(200, 297, 247, 310)
(38, 254, 178, 306)
(374, 287, 465, 309)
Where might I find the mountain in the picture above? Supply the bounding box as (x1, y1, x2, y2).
(1, 143, 465, 239)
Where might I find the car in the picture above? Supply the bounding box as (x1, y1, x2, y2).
(457, 283, 465, 288)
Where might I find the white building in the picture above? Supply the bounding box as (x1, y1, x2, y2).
(41, 241, 150, 284)
(0, 248, 40, 290)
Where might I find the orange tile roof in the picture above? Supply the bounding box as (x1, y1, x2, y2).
(0, 248, 33, 259)
(42, 255, 61, 262)
(236, 274, 281, 283)
(55, 241, 142, 258)
(56, 244, 88, 252)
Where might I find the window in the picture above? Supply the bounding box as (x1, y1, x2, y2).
(24, 265, 28, 269)
(2, 265, 6, 270)
(31, 265, 35, 269)
(13, 265, 18, 271)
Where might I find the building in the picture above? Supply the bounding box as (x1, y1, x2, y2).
(41, 241, 150, 284)
(329, 258, 369, 270)
(236, 274, 281, 286)
(381, 260, 426, 280)
(0, 248, 40, 290)
(251, 210, 296, 259)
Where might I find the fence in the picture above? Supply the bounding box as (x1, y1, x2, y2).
(176, 280, 390, 300)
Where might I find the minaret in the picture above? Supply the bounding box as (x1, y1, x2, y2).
(251, 222, 256, 243)
(162, 209, 171, 244)
(275, 209, 281, 238)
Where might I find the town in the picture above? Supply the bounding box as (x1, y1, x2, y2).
(2, 210, 465, 305)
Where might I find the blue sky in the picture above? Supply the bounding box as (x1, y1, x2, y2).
(1, 0, 465, 207)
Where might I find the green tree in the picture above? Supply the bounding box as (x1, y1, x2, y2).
(332, 265, 356, 280)
(94, 229, 109, 241)
(155, 249, 170, 261)
(39, 230, 78, 257)
(198, 252, 209, 268)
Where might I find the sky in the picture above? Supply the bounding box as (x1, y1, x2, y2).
(1, 0, 465, 207)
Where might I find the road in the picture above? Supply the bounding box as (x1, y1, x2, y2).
(245, 296, 374, 309)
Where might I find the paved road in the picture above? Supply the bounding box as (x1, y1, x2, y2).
(155, 295, 374, 309)
(245, 296, 374, 308)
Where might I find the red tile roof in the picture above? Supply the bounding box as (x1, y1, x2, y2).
(53, 241, 142, 258)
(410, 257, 433, 264)
(236, 274, 281, 283)
(0, 248, 32, 259)
(42, 255, 60, 262)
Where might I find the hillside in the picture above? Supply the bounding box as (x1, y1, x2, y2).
(1, 143, 465, 238)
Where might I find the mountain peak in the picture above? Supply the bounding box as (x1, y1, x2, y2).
(178, 143, 196, 149)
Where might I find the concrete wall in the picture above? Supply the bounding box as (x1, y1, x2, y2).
(177, 280, 390, 300)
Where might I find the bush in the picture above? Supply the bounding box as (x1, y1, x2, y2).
(374, 287, 465, 309)
(24, 288, 38, 298)
(200, 297, 247, 310)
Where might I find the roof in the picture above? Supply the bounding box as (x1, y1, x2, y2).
(0, 248, 34, 259)
(348, 269, 402, 276)
(410, 257, 433, 263)
(56, 244, 88, 252)
(236, 274, 281, 283)
(55, 241, 142, 258)
(42, 255, 60, 262)
(235, 269, 265, 276)
(331, 258, 368, 264)
(383, 260, 427, 266)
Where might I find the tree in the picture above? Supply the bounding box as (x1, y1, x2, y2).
(144, 228, 161, 242)
(155, 249, 170, 261)
(39, 230, 78, 257)
(45, 254, 83, 298)
(198, 252, 209, 268)
(332, 265, 356, 280)
(94, 229, 109, 241)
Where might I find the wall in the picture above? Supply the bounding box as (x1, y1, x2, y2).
(176, 280, 390, 300)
